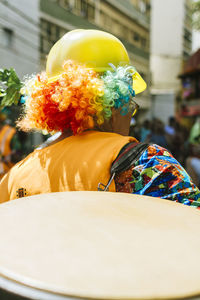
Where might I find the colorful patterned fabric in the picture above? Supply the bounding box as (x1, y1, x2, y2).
(115, 144, 200, 208)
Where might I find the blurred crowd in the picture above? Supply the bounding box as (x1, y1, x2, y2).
(130, 116, 200, 188)
(0, 110, 34, 181)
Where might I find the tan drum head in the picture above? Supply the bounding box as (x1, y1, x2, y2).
(0, 191, 200, 300)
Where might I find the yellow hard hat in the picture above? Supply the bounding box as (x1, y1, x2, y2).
(46, 29, 146, 94)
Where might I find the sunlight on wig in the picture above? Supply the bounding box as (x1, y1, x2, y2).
(17, 60, 135, 135)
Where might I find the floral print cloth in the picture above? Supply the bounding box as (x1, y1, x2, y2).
(115, 144, 200, 208)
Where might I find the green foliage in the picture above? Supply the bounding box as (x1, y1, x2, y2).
(192, 0, 200, 30)
(0, 68, 22, 108)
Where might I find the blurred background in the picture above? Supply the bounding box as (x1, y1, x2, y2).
(0, 0, 200, 185)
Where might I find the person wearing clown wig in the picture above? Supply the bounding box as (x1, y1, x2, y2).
(0, 29, 200, 207)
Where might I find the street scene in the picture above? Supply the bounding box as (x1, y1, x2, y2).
(0, 0, 200, 299)
(0, 0, 200, 187)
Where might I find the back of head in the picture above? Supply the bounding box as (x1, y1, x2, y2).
(17, 29, 146, 135)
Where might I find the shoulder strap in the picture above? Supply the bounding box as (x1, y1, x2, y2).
(98, 142, 150, 191)
(111, 142, 150, 175)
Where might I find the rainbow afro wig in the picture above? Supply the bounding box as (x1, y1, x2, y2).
(17, 60, 136, 135)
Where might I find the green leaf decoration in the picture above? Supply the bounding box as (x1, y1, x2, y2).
(0, 68, 23, 108)
(0, 89, 6, 97)
(0, 69, 10, 82)
(7, 68, 21, 86)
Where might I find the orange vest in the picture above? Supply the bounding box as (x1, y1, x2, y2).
(0, 125, 16, 180)
(0, 131, 136, 202)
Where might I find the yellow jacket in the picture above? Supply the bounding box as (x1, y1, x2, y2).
(0, 131, 136, 202)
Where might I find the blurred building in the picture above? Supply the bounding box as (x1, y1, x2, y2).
(150, 0, 193, 124)
(178, 48, 200, 124)
(40, 0, 151, 117)
(0, 0, 43, 147)
(192, 30, 200, 53)
(0, 0, 40, 77)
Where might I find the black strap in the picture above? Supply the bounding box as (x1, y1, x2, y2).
(98, 142, 150, 191)
(111, 142, 150, 175)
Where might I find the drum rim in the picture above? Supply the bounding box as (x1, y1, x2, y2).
(0, 273, 84, 300)
(0, 272, 200, 300)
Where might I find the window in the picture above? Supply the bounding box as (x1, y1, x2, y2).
(40, 19, 66, 55)
(74, 0, 81, 11)
(102, 14, 112, 30)
(121, 26, 129, 40)
(133, 32, 140, 42)
(59, 28, 67, 39)
(138, 0, 146, 13)
(86, 3, 95, 21)
(72, 0, 95, 21)
(58, 0, 72, 10)
(100, 11, 106, 26)
(40, 36, 52, 55)
(184, 28, 192, 42)
(141, 37, 146, 48)
(80, 0, 87, 17)
(2, 28, 14, 48)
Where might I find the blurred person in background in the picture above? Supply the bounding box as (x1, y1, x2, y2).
(0, 107, 31, 182)
(0, 111, 17, 180)
(189, 117, 200, 145)
(0, 29, 200, 207)
(129, 117, 140, 140)
(140, 119, 151, 142)
(172, 121, 188, 165)
(149, 118, 168, 149)
(186, 117, 200, 188)
(163, 117, 188, 164)
(186, 146, 200, 188)
(164, 116, 176, 153)
(165, 116, 176, 136)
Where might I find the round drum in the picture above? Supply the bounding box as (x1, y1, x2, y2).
(0, 191, 200, 300)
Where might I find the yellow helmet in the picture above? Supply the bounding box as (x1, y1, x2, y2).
(46, 29, 146, 94)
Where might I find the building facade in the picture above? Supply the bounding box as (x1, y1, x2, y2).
(0, 0, 40, 78)
(178, 49, 200, 126)
(40, 0, 151, 116)
(0, 0, 43, 147)
(150, 0, 193, 124)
